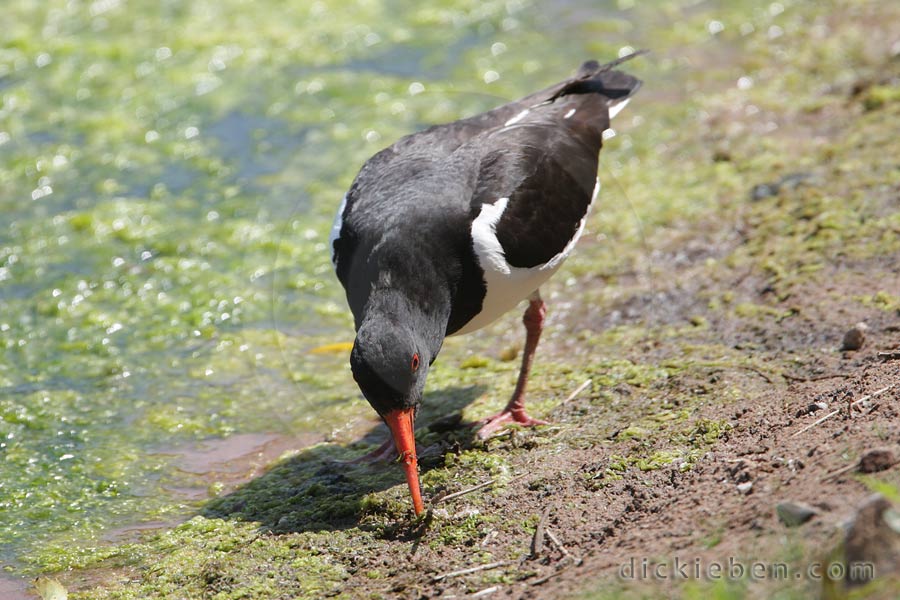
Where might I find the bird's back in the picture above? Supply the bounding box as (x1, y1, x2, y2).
(332, 56, 643, 332)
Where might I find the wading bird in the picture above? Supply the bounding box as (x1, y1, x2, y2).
(330, 54, 643, 516)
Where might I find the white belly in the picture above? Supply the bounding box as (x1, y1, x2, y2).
(452, 179, 600, 336)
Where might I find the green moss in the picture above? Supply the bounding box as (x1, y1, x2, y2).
(431, 513, 492, 547)
(863, 84, 900, 111)
(860, 477, 900, 504)
(442, 449, 511, 480)
(733, 302, 789, 320)
(681, 418, 733, 447)
(460, 356, 492, 369)
(859, 290, 900, 312)
(635, 450, 682, 472)
(62, 518, 352, 599)
(617, 426, 651, 440)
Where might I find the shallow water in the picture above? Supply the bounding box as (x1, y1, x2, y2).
(0, 0, 763, 584)
(0, 574, 31, 599)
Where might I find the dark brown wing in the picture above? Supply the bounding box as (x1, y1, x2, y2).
(466, 65, 642, 268)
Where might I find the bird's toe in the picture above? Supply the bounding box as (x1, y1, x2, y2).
(477, 409, 548, 440)
(336, 437, 432, 464)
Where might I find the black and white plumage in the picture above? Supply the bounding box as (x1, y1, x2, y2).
(329, 55, 643, 516)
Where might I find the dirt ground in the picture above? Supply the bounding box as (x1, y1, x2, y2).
(489, 252, 900, 600)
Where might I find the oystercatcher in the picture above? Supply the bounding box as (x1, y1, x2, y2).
(330, 54, 643, 515)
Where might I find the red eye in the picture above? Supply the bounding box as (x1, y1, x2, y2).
(411, 353, 420, 372)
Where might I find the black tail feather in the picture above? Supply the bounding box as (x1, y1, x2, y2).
(552, 51, 647, 103)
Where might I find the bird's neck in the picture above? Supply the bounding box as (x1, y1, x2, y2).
(361, 286, 449, 362)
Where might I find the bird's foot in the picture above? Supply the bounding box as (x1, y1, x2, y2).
(337, 437, 433, 464)
(477, 409, 548, 440)
(336, 438, 397, 464)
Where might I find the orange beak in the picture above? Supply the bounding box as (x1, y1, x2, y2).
(383, 407, 424, 516)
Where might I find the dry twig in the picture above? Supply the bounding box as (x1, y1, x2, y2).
(530, 569, 562, 586)
(530, 506, 552, 558)
(546, 527, 583, 566)
(529, 529, 584, 587)
(438, 479, 495, 504)
(437, 474, 525, 505)
(821, 462, 859, 482)
(432, 560, 508, 582)
(783, 372, 850, 383)
(470, 586, 500, 597)
(561, 379, 592, 405)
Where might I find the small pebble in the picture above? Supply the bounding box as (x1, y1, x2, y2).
(749, 172, 814, 202)
(750, 182, 779, 201)
(737, 481, 753, 495)
(858, 448, 897, 474)
(796, 401, 828, 417)
(776, 501, 818, 527)
(839, 494, 900, 586)
(841, 322, 868, 351)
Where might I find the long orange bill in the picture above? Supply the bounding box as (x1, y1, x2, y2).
(383, 407, 424, 516)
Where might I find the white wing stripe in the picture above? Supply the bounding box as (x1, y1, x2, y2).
(608, 97, 631, 120)
(458, 179, 600, 335)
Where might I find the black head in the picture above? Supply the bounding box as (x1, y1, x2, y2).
(350, 315, 431, 515)
(346, 283, 447, 517)
(350, 317, 429, 416)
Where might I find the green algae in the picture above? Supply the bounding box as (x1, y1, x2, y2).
(1, 0, 532, 570)
(859, 290, 900, 313)
(862, 84, 900, 111)
(69, 517, 351, 599)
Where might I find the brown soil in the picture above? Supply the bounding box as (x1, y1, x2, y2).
(527, 266, 900, 599)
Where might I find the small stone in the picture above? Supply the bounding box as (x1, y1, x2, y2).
(857, 448, 897, 474)
(795, 401, 828, 418)
(841, 322, 868, 351)
(737, 481, 753, 495)
(776, 501, 818, 527)
(750, 182, 779, 201)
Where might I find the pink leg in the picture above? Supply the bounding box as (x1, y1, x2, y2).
(478, 292, 549, 439)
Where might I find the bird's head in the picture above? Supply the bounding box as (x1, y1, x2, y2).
(350, 317, 430, 516)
